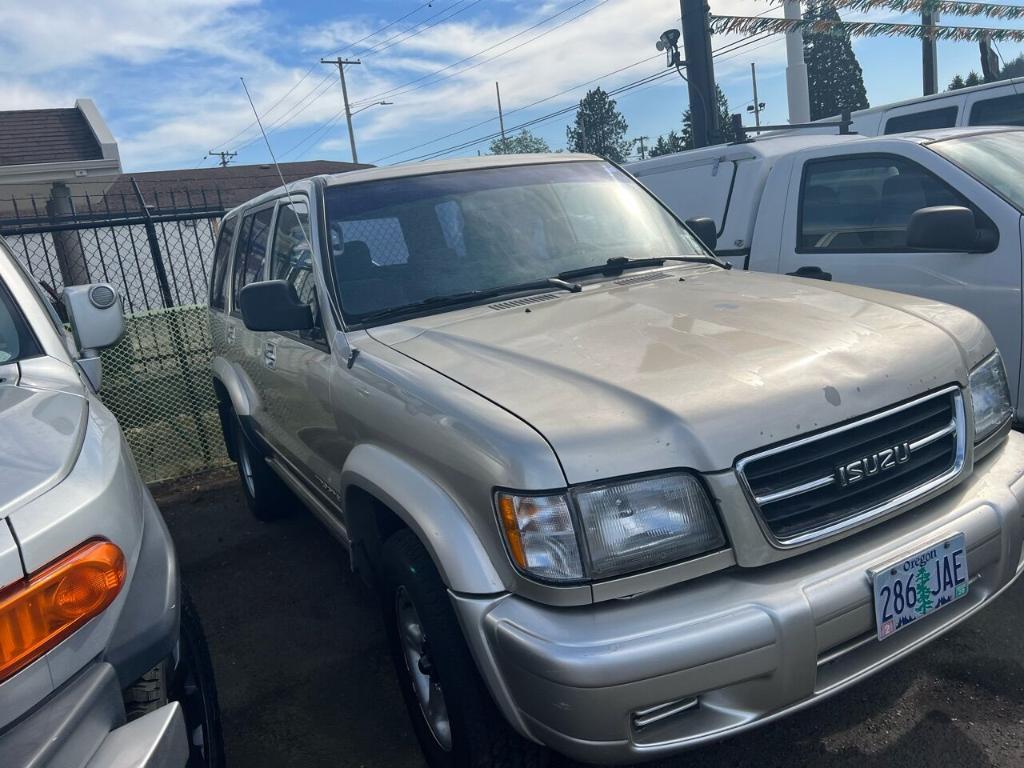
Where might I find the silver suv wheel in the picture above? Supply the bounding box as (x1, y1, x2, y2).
(396, 585, 452, 752)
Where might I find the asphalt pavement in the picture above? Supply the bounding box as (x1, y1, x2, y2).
(157, 472, 1024, 768)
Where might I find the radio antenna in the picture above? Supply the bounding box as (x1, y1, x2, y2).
(239, 76, 313, 251)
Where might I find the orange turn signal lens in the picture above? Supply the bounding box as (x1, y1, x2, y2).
(0, 540, 125, 683)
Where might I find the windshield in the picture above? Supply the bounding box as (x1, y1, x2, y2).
(0, 279, 39, 364)
(929, 130, 1024, 211)
(323, 161, 705, 322)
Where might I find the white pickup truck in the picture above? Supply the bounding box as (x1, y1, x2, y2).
(629, 126, 1024, 422)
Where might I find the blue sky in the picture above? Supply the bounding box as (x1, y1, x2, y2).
(3, 0, 1023, 172)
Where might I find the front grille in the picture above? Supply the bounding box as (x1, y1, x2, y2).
(737, 386, 965, 545)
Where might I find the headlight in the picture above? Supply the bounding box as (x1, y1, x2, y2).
(969, 352, 1012, 442)
(496, 472, 726, 583)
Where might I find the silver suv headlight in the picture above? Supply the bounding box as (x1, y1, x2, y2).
(969, 351, 1012, 443)
(496, 472, 726, 583)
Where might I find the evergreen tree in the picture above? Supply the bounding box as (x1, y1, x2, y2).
(998, 53, 1024, 80)
(648, 130, 686, 157)
(914, 566, 933, 615)
(965, 71, 983, 87)
(947, 74, 967, 91)
(948, 70, 986, 89)
(489, 129, 550, 155)
(680, 85, 738, 149)
(802, 1, 869, 120)
(566, 87, 631, 161)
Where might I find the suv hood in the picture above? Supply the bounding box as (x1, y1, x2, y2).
(372, 269, 973, 484)
(0, 378, 87, 517)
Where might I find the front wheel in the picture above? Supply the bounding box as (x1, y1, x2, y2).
(231, 413, 293, 521)
(124, 588, 225, 767)
(380, 529, 548, 768)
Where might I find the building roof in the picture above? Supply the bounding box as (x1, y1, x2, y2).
(0, 108, 103, 167)
(104, 160, 372, 211)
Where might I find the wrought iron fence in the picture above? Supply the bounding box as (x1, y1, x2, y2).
(0, 181, 230, 483)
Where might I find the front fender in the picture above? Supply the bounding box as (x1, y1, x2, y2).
(341, 444, 505, 595)
(210, 356, 258, 417)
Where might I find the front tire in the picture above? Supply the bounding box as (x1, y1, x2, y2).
(231, 413, 292, 521)
(124, 588, 225, 767)
(380, 529, 548, 768)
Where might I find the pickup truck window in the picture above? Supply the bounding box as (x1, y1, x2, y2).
(884, 106, 958, 135)
(0, 280, 41, 363)
(798, 155, 969, 252)
(969, 93, 1024, 127)
(324, 161, 704, 322)
(930, 131, 1024, 212)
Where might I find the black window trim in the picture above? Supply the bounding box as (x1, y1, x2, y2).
(794, 151, 997, 256)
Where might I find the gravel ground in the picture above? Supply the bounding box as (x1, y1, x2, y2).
(157, 473, 1024, 768)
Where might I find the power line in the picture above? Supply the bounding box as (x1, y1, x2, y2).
(359, 0, 487, 58)
(350, 0, 610, 108)
(203, 1, 439, 160)
(386, 30, 773, 164)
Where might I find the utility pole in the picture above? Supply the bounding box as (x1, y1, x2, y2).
(922, 8, 939, 95)
(207, 150, 237, 167)
(633, 136, 649, 160)
(747, 62, 765, 129)
(680, 0, 721, 148)
(321, 57, 362, 163)
(784, 0, 811, 123)
(495, 82, 508, 152)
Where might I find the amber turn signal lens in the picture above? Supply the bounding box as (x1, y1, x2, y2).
(0, 540, 125, 682)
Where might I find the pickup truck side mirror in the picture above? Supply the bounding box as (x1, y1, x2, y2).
(238, 280, 314, 332)
(684, 217, 718, 252)
(62, 284, 125, 391)
(906, 206, 997, 252)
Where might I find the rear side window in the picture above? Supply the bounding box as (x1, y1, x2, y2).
(884, 106, 958, 134)
(0, 281, 41, 363)
(798, 154, 971, 252)
(231, 207, 273, 310)
(969, 93, 1024, 126)
(209, 216, 237, 310)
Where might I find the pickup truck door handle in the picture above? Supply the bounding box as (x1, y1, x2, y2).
(787, 265, 833, 281)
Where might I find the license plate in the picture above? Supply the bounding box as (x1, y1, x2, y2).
(872, 533, 968, 642)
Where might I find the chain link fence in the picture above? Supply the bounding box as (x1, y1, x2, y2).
(0, 183, 230, 483)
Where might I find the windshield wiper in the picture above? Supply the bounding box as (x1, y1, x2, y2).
(558, 254, 731, 281)
(356, 277, 582, 325)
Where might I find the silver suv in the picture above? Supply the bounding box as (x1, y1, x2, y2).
(0, 240, 223, 768)
(209, 154, 1024, 766)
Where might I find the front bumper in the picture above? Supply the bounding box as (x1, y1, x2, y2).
(453, 433, 1024, 764)
(0, 663, 187, 768)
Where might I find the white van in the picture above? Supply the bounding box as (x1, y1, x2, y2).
(831, 77, 1024, 136)
(628, 126, 1024, 421)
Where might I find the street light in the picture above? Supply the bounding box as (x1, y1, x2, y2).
(351, 100, 394, 116)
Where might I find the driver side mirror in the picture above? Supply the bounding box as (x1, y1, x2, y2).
(906, 205, 997, 252)
(685, 217, 718, 252)
(238, 280, 314, 332)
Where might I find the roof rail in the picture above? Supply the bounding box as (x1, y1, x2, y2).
(730, 110, 855, 144)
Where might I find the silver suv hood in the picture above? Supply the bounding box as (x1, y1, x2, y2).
(374, 269, 974, 484)
(0, 372, 87, 517)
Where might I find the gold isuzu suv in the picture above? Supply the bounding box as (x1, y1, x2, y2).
(207, 154, 1024, 767)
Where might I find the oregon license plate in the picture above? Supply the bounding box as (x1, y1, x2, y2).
(872, 533, 968, 642)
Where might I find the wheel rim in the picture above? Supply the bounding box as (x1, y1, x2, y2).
(395, 586, 452, 752)
(237, 434, 256, 498)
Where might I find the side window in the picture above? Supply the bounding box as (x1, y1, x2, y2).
(269, 201, 322, 340)
(209, 215, 237, 310)
(230, 207, 273, 310)
(798, 155, 971, 252)
(0, 281, 41, 363)
(884, 106, 959, 134)
(969, 93, 1024, 126)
